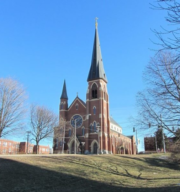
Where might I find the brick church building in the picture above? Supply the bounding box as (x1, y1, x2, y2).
(54, 22, 136, 155)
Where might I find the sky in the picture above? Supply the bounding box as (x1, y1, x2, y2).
(0, 0, 168, 151)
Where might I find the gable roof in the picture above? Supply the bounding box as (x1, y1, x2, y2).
(68, 96, 86, 110)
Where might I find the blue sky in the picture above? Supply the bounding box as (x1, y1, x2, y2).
(0, 1, 168, 151)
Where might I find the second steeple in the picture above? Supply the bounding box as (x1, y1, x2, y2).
(60, 80, 68, 99)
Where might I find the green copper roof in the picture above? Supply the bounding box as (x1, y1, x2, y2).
(87, 27, 107, 82)
(60, 80, 68, 99)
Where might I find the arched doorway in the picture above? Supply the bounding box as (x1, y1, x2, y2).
(67, 136, 80, 154)
(117, 146, 125, 154)
(93, 143, 98, 154)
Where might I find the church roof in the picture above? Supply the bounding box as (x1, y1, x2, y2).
(60, 80, 68, 99)
(77, 96, 86, 106)
(110, 117, 121, 128)
(87, 25, 107, 82)
(68, 96, 86, 110)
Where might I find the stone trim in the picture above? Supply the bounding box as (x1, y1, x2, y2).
(91, 82, 98, 88)
(85, 133, 89, 138)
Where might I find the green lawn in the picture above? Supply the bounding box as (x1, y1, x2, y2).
(0, 154, 180, 192)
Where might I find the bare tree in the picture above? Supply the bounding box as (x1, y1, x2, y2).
(53, 118, 72, 154)
(0, 78, 27, 138)
(30, 104, 58, 154)
(152, 0, 180, 61)
(136, 52, 180, 138)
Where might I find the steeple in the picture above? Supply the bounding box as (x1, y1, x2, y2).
(60, 80, 68, 99)
(87, 19, 107, 82)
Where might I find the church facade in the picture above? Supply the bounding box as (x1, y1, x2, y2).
(53, 23, 136, 155)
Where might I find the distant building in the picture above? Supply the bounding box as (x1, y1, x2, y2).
(0, 138, 50, 154)
(19, 142, 34, 154)
(33, 145, 50, 154)
(0, 139, 20, 154)
(53, 21, 136, 155)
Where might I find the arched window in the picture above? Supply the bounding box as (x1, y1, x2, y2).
(93, 122, 96, 132)
(82, 128, 85, 136)
(60, 103, 64, 109)
(90, 124, 92, 133)
(69, 129, 71, 137)
(92, 83, 97, 99)
(75, 103, 78, 110)
(104, 92, 106, 100)
(60, 128, 63, 134)
(93, 106, 96, 115)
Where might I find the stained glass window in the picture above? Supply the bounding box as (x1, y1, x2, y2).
(82, 128, 85, 136)
(94, 122, 96, 132)
(90, 124, 92, 132)
(69, 129, 71, 137)
(93, 106, 96, 115)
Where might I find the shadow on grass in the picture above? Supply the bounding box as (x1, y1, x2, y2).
(119, 155, 180, 171)
(42, 156, 180, 181)
(0, 157, 180, 192)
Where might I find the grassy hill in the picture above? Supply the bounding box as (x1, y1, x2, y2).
(0, 154, 180, 192)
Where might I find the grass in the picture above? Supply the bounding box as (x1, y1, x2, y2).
(0, 153, 180, 192)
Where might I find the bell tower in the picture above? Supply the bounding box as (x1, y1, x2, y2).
(86, 20, 111, 154)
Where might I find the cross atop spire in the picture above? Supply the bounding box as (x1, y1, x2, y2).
(87, 20, 107, 82)
(60, 80, 68, 99)
(95, 17, 98, 29)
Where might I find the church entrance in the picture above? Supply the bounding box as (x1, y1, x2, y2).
(93, 143, 98, 154)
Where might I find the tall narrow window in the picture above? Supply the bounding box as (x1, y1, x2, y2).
(90, 124, 92, 133)
(82, 128, 85, 136)
(60, 128, 63, 134)
(93, 122, 96, 132)
(92, 83, 97, 99)
(93, 106, 96, 115)
(104, 92, 106, 100)
(69, 129, 71, 137)
(75, 103, 78, 110)
(60, 103, 64, 109)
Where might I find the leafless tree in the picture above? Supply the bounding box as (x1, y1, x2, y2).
(136, 52, 180, 139)
(30, 104, 58, 154)
(152, 0, 180, 61)
(0, 78, 27, 138)
(53, 118, 72, 153)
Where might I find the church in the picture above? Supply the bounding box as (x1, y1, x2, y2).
(53, 21, 136, 155)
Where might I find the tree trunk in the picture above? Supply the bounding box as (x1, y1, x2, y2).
(36, 141, 39, 154)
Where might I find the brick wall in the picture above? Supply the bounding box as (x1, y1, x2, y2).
(0, 139, 20, 154)
(0, 139, 50, 154)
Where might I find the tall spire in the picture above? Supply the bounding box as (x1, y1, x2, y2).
(87, 19, 107, 82)
(60, 80, 68, 99)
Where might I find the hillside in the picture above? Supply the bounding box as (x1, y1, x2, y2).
(0, 154, 180, 192)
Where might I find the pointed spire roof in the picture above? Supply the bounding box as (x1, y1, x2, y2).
(60, 80, 68, 99)
(87, 20, 107, 82)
